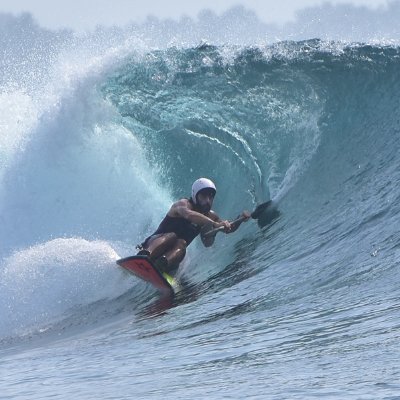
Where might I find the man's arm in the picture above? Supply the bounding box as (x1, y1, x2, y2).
(229, 211, 251, 232)
(209, 210, 251, 233)
(169, 199, 231, 231)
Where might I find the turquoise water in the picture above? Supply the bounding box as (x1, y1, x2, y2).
(1, 13, 400, 400)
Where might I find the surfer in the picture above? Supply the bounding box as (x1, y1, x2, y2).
(137, 178, 250, 272)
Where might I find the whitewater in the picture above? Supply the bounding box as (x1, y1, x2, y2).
(1, 8, 400, 400)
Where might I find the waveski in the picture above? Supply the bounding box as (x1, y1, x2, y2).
(116, 200, 275, 295)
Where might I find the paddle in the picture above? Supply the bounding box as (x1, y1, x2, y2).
(200, 200, 272, 246)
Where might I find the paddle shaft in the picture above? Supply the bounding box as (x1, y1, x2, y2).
(202, 200, 272, 239)
(203, 215, 247, 237)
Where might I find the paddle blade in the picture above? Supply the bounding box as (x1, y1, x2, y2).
(250, 200, 272, 219)
(257, 205, 281, 228)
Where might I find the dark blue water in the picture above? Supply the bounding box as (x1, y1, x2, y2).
(1, 15, 400, 399)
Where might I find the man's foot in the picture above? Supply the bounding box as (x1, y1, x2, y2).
(137, 249, 151, 257)
(154, 255, 168, 272)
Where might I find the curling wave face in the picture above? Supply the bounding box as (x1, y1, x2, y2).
(1, 37, 400, 352)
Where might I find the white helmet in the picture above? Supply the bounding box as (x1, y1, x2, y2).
(191, 178, 216, 204)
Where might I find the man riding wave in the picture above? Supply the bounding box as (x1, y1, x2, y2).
(137, 178, 250, 272)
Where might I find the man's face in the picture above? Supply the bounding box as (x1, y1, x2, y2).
(196, 189, 215, 213)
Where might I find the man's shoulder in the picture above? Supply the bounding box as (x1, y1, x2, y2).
(173, 198, 191, 207)
(169, 198, 193, 212)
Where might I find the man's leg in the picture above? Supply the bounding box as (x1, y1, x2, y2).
(140, 233, 178, 261)
(163, 239, 187, 269)
(139, 234, 187, 272)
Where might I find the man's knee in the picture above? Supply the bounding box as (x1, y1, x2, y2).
(165, 232, 179, 242)
(176, 239, 187, 250)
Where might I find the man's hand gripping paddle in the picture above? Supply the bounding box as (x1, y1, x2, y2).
(200, 200, 273, 246)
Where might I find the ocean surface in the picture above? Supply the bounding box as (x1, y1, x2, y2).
(1, 12, 400, 400)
